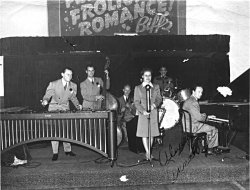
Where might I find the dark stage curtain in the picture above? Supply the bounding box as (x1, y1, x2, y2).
(4, 52, 229, 109)
(0, 35, 230, 56)
(1, 36, 230, 109)
(4, 54, 106, 110)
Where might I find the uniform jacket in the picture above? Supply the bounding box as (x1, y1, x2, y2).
(182, 95, 207, 133)
(153, 75, 174, 92)
(43, 79, 80, 111)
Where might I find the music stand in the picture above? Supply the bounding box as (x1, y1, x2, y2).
(137, 84, 157, 167)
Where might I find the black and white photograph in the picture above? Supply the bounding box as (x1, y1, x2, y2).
(0, 0, 249, 189)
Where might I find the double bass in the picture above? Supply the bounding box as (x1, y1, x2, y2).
(101, 57, 123, 146)
(101, 56, 118, 111)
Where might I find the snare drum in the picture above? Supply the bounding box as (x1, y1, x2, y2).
(159, 98, 180, 130)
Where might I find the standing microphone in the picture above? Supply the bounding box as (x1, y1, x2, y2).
(145, 84, 151, 113)
(76, 75, 80, 82)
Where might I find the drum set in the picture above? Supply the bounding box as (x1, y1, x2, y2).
(158, 86, 191, 131)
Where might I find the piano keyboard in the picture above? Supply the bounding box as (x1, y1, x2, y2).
(208, 117, 229, 123)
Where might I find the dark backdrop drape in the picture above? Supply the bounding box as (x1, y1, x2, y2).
(1, 36, 230, 110)
(4, 53, 229, 110)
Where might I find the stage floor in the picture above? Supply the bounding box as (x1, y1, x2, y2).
(1, 125, 249, 189)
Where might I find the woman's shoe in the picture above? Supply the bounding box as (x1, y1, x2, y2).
(207, 149, 213, 155)
(145, 153, 154, 160)
(52, 154, 58, 161)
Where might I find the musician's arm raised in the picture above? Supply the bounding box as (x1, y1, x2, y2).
(105, 74, 110, 90)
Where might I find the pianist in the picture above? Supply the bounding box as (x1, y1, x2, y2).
(182, 84, 221, 155)
(41, 67, 82, 161)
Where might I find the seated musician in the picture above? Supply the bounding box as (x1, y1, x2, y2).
(41, 67, 82, 161)
(134, 68, 162, 160)
(153, 66, 174, 97)
(118, 84, 136, 143)
(182, 84, 221, 155)
(80, 64, 110, 110)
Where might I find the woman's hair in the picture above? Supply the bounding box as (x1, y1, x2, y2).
(140, 68, 153, 77)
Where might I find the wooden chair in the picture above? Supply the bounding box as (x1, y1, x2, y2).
(180, 109, 208, 156)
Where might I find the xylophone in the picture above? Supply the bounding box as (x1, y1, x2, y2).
(0, 110, 117, 166)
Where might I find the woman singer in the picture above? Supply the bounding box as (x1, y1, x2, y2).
(134, 68, 162, 160)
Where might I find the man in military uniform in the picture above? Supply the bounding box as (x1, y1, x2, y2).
(153, 66, 174, 97)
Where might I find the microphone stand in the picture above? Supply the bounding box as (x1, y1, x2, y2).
(138, 84, 155, 167)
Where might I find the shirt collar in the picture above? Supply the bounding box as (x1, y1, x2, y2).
(62, 78, 68, 86)
(142, 82, 153, 88)
(88, 77, 94, 82)
(191, 95, 198, 101)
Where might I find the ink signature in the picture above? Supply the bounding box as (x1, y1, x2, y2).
(157, 139, 197, 183)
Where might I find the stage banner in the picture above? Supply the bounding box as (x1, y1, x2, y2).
(48, 0, 185, 36)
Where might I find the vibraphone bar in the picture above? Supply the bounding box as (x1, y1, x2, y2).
(0, 111, 117, 165)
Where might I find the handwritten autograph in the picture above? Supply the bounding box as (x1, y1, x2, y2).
(172, 153, 195, 183)
(157, 139, 197, 183)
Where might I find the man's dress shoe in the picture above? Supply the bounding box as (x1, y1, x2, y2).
(65, 151, 76, 156)
(213, 147, 223, 155)
(52, 154, 58, 161)
(206, 147, 222, 155)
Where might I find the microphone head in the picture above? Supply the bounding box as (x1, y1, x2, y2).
(145, 84, 151, 90)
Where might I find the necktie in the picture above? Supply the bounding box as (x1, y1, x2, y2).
(92, 79, 94, 85)
(64, 83, 67, 90)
